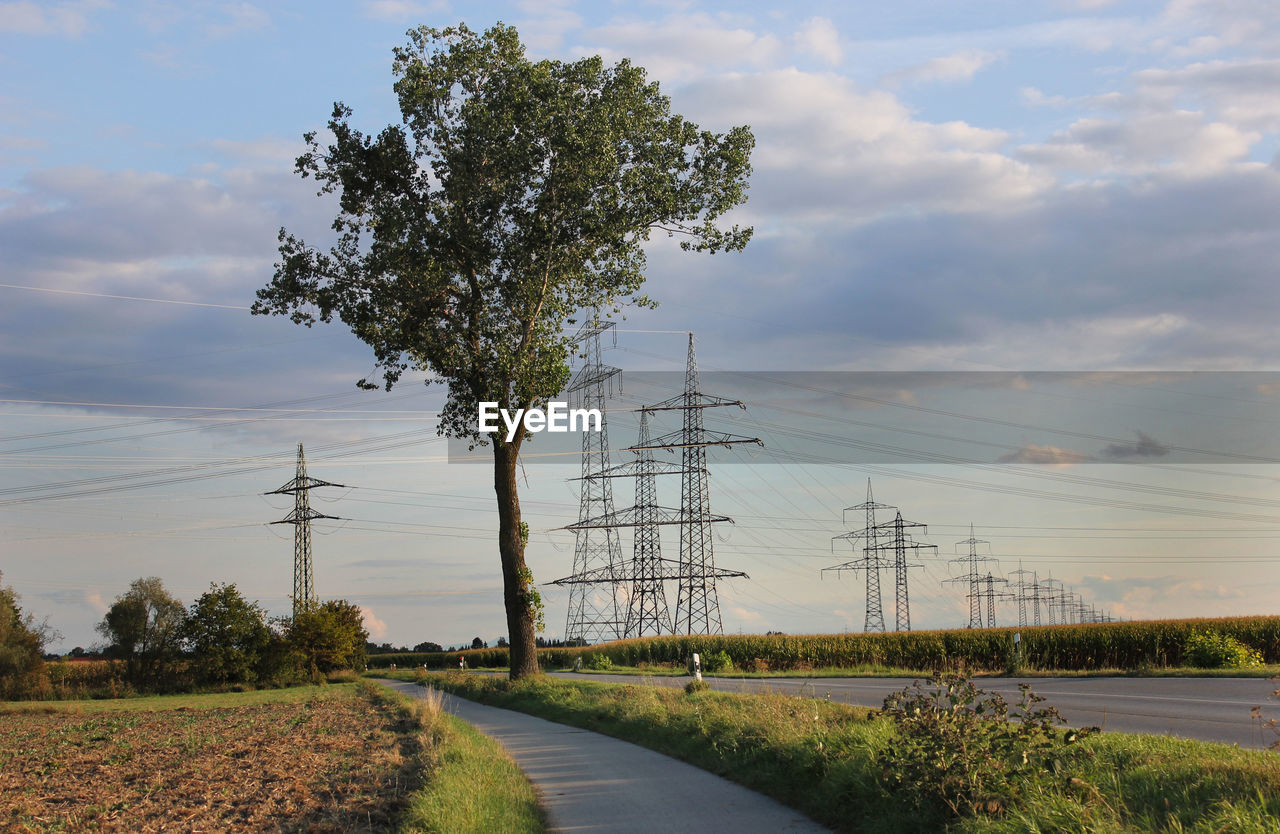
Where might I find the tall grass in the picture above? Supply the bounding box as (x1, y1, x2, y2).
(424, 672, 1280, 833)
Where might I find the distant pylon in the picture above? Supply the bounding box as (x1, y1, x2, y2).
(945, 524, 1000, 628)
(825, 480, 896, 632)
(267, 443, 343, 619)
(562, 317, 625, 643)
(872, 511, 935, 632)
(1009, 562, 1038, 628)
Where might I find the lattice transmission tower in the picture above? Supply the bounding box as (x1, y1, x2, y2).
(553, 333, 758, 637)
(629, 334, 761, 635)
(824, 480, 896, 632)
(268, 443, 343, 618)
(561, 318, 626, 643)
(944, 524, 1004, 628)
(825, 485, 934, 632)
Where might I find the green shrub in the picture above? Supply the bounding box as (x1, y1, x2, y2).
(684, 679, 711, 694)
(701, 649, 734, 673)
(1185, 630, 1263, 668)
(586, 653, 613, 671)
(876, 673, 1096, 818)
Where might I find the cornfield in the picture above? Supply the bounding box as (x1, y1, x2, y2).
(367, 616, 1280, 673)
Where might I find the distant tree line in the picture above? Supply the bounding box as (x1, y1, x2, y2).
(0, 572, 372, 699)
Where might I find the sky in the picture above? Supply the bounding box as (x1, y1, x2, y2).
(3, 0, 1280, 651)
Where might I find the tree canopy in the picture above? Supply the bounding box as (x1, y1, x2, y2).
(97, 576, 186, 689)
(252, 22, 753, 677)
(183, 583, 271, 686)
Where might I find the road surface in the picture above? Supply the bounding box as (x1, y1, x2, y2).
(377, 679, 829, 833)
(549, 672, 1280, 749)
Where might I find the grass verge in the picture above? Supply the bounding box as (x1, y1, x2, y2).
(410, 671, 1280, 833)
(369, 680, 544, 834)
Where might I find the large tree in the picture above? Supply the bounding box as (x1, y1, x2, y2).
(183, 583, 271, 686)
(252, 23, 753, 678)
(97, 576, 186, 690)
(0, 572, 58, 699)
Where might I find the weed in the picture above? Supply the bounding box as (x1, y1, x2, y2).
(875, 673, 1096, 818)
(1185, 630, 1264, 668)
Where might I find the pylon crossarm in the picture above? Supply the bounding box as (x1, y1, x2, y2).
(628, 428, 762, 451)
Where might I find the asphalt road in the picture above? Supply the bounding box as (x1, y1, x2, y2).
(377, 679, 829, 833)
(550, 672, 1280, 749)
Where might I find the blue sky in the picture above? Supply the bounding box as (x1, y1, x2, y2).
(3, 0, 1280, 650)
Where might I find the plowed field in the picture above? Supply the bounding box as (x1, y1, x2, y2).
(1, 685, 420, 832)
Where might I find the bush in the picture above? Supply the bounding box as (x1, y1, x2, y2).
(684, 679, 711, 694)
(701, 649, 734, 673)
(586, 653, 613, 671)
(1185, 630, 1263, 668)
(876, 673, 1096, 818)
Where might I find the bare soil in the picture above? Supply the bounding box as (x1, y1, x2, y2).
(0, 687, 421, 832)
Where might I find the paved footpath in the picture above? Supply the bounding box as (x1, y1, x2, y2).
(377, 679, 830, 833)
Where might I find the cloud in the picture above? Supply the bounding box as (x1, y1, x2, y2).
(579, 14, 782, 81)
(206, 2, 269, 38)
(793, 17, 842, 67)
(360, 605, 388, 640)
(0, 0, 109, 37)
(1017, 110, 1258, 175)
(883, 50, 1001, 87)
(1135, 59, 1280, 131)
(1099, 430, 1170, 460)
(362, 1, 445, 23)
(997, 444, 1093, 464)
(675, 69, 1046, 227)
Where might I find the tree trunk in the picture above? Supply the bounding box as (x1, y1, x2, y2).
(494, 441, 539, 679)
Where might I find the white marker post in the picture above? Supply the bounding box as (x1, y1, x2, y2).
(692, 652, 702, 681)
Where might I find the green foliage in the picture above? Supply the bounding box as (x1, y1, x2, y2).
(251, 21, 754, 679)
(0, 572, 56, 699)
(517, 565, 544, 633)
(286, 600, 369, 676)
(702, 649, 734, 673)
(183, 583, 272, 687)
(684, 679, 711, 694)
(585, 653, 613, 671)
(876, 673, 1096, 818)
(1185, 629, 1264, 669)
(422, 672, 1280, 833)
(526, 616, 1280, 673)
(96, 577, 187, 691)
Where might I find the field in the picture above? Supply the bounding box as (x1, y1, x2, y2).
(366, 615, 1280, 674)
(0, 681, 542, 833)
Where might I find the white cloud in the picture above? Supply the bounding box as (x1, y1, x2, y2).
(362, 1, 441, 23)
(579, 14, 782, 81)
(1018, 110, 1258, 175)
(1135, 58, 1280, 131)
(997, 444, 1093, 464)
(883, 49, 1001, 87)
(677, 69, 1046, 225)
(793, 17, 842, 67)
(360, 605, 388, 640)
(206, 2, 269, 38)
(0, 0, 109, 37)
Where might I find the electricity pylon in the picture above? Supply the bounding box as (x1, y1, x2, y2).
(945, 524, 1002, 628)
(628, 333, 761, 635)
(562, 318, 626, 643)
(824, 480, 896, 632)
(871, 511, 936, 632)
(268, 443, 343, 618)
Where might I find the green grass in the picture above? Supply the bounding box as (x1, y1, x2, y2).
(0, 681, 360, 714)
(367, 680, 544, 834)
(416, 671, 1280, 833)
